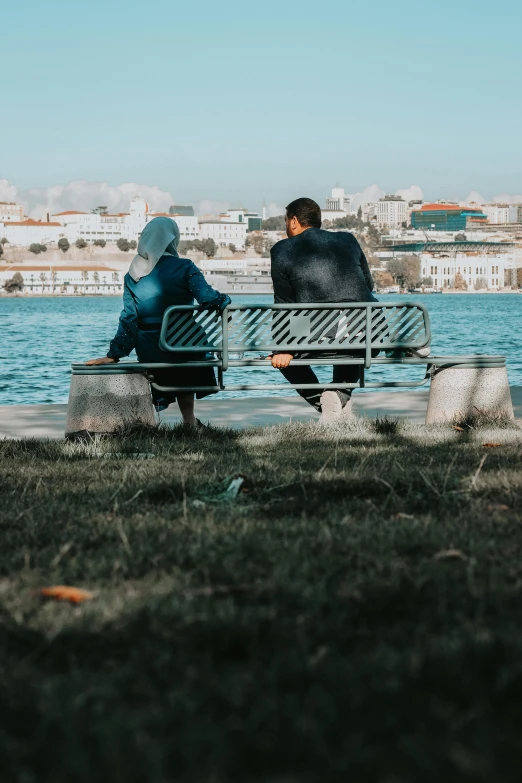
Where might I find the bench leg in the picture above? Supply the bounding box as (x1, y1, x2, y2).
(66, 373, 156, 438)
(425, 366, 514, 424)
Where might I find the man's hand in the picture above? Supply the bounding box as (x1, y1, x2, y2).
(266, 353, 294, 369)
(85, 357, 118, 366)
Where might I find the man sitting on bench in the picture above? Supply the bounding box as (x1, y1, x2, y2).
(268, 197, 378, 422)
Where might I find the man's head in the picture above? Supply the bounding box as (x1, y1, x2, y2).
(285, 197, 322, 238)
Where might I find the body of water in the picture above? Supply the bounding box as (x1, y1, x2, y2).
(0, 294, 520, 405)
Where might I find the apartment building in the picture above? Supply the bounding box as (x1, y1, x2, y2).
(0, 202, 24, 222)
(199, 219, 247, 248)
(377, 196, 407, 228)
(323, 186, 352, 223)
(483, 204, 512, 224)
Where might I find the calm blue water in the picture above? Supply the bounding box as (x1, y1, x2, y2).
(0, 294, 520, 404)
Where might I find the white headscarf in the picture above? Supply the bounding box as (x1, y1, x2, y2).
(128, 217, 181, 282)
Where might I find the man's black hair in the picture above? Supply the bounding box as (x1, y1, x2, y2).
(286, 197, 322, 228)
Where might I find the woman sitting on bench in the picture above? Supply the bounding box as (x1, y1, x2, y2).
(86, 217, 230, 426)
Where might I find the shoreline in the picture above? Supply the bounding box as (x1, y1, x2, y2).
(1, 290, 520, 299)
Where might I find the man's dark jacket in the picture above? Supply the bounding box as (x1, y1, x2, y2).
(270, 227, 377, 303)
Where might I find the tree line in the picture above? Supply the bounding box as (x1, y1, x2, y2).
(0, 238, 139, 255)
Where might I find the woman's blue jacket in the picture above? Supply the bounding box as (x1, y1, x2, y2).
(107, 255, 225, 360)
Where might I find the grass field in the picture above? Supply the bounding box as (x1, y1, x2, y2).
(1, 418, 522, 782)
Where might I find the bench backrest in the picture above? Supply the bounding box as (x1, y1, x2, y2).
(159, 302, 431, 355)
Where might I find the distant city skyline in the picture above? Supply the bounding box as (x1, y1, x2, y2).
(1, 0, 521, 208)
(1, 177, 522, 222)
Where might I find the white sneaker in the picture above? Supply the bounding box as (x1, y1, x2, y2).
(320, 391, 353, 423)
(411, 346, 431, 358)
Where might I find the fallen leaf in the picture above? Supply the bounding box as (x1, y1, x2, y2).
(394, 512, 414, 520)
(487, 504, 510, 512)
(452, 426, 466, 432)
(434, 549, 467, 561)
(483, 443, 502, 448)
(37, 586, 94, 603)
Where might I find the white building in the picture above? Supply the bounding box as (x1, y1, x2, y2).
(197, 257, 270, 273)
(326, 187, 351, 214)
(219, 208, 263, 232)
(419, 251, 506, 290)
(483, 204, 512, 224)
(145, 211, 199, 241)
(52, 198, 201, 243)
(377, 196, 407, 228)
(123, 197, 147, 239)
(511, 205, 522, 224)
(321, 209, 348, 224)
(52, 210, 126, 242)
(199, 220, 248, 248)
(0, 219, 64, 246)
(0, 202, 24, 222)
(362, 203, 377, 223)
(0, 264, 123, 294)
(321, 186, 352, 223)
(222, 209, 247, 223)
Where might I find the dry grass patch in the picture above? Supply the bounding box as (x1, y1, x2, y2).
(1, 418, 522, 782)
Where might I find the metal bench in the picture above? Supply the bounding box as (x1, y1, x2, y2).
(68, 301, 513, 432)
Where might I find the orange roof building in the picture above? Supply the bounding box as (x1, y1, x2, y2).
(8, 219, 62, 227)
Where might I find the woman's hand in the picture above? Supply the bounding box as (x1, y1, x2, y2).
(85, 357, 118, 366)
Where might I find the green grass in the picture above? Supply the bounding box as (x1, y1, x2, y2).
(2, 418, 522, 782)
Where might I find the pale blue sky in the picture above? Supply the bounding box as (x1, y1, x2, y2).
(2, 0, 521, 210)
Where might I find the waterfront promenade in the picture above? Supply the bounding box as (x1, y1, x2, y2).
(1, 387, 521, 438)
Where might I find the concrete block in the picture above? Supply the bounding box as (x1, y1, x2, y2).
(426, 366, 514, 424)
(66, 373, 156, 437)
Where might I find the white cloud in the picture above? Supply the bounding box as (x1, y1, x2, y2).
(26, 180, 174, 218)
(493, 192, 522, 204)
(0, 178, 20, 203)
(351, 184, 423, 211)
(265, 202, 284, 218)
(395, 184, 424, 203)
(0, 179, 174, 218)
(463, 191, 486, 205)
(196, 199, 230, 217)
(463, 191, 522, 205)
(350, 184, 386, 212)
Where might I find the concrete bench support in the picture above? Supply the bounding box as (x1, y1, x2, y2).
(426, 365, 514, 424)
(66, 373, 156, 437)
